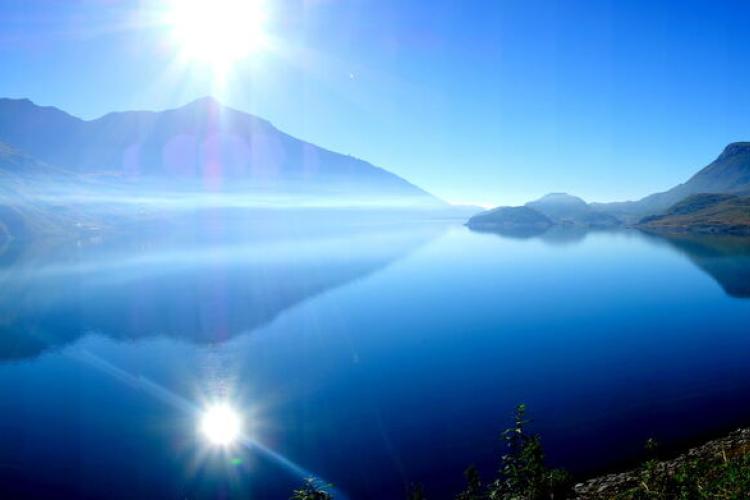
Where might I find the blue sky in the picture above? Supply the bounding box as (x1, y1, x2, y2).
(2, 0, 750, 206)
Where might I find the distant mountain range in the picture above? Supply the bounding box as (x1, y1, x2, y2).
(0, 97, 457, 239)
(0, 97, 440, 203)
(467, 193, 621, 232)
(4, 96, 750, 238)
(469, 142, 750, 235)
(0, 98, 446, 195)
(526, 193, 621, 227)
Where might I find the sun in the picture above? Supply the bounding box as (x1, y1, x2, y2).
(199, 403, 243, 447)
(167, 0, 268, 69)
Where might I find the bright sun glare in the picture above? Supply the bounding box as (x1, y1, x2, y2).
(167, 0, 268, 69)
(200, 404, 242, 446)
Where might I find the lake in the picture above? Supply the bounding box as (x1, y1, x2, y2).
(3, 213, 750, 498)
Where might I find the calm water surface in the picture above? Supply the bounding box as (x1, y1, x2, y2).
(2, 215, 750, 498)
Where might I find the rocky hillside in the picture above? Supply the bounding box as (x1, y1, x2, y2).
(639, 193, 750, 234)
(575, 428, 750, 498)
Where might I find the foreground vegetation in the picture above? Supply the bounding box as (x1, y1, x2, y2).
(291, 405, 750, 499)
(576, 428, 750, 499)
(292, 404, 568, 499)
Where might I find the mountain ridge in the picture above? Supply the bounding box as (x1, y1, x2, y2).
(466, 192, 621, 235)
(594, 142, 750, 220)
(0, 97, 440, 204)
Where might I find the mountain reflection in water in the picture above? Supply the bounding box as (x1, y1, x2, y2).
(0, 211, 448, 361)
(469, 225, 750, 299)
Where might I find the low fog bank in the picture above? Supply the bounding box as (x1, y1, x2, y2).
(0, 178, 480, 243)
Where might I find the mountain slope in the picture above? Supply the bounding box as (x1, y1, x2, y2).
(0, 97, 440, 205)
(595, 142, 750, 219)
(639, 193, 750, 234)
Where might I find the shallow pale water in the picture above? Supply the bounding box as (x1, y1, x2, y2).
(2, 215, 750, 498)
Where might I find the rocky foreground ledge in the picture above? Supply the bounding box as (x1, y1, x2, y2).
(574, 428, 750, 498)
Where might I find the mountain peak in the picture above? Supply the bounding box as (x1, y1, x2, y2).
(0, 97, 76, 118)
(0, 97, 33, 106)
(168, 96, 273, 129)
(0, 96, 440, 205)
(529, 193, 588, 208)
(717, 142, 750, 162)
(537, 192, 585, 202)
(184, 96, 223, 109)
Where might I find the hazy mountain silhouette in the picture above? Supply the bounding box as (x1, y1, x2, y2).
(526, 193, 621, 227)
(0, 97, 440, 205)
(466, 193, 619, 233)
(527, 193, 589, 216)
(0, 216, 447, 361)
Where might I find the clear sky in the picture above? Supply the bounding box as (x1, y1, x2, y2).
(2, 0, 750, 206)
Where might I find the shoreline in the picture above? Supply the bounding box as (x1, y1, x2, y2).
(574, 428, 750, 498)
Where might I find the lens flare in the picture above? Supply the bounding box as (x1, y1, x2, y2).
(200, 403, 242, 446)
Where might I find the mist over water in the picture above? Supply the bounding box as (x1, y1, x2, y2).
(3, 216, 750, 498)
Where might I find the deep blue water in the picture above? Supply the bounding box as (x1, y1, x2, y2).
(3, 216, 750, 499)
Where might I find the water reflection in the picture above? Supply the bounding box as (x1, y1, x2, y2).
(469, 224, 620, 246)
(4, 220, 750, 498)
(0, 212, 447, 361)
(469, 225, 750, 299)
(641, 232, 750, 298)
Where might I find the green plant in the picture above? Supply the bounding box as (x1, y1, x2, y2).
(457, 404, 571, 500)
(456, 465, 484, 500)
(614, 440, 750, 499)
(291, 478, 333, 500)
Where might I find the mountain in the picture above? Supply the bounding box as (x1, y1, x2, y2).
(639, 193, 750, 234)
(466, 192, 620, 238)
(526, 192, 589, 217)
(595, 142, 750, 220)
(466, 206, 554, 232)
(526, 193, 621, 228)
(0, 97, 441, 205)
